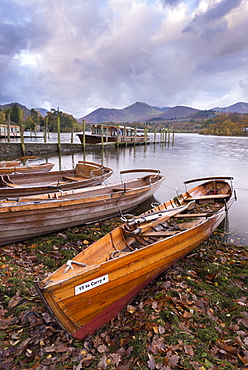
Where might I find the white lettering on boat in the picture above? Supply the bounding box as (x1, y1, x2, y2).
(75, 274, 109, 295)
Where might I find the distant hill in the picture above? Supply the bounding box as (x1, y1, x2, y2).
(0, 102, 48, 119)
(1, 101, 248, 124)
(79, 102, 163, 123)
(0, 102, 30, 119)
(35, 108, 48, 116)
(154, 106, 199, 120)
(79, 103, 200, 123)
(151, 106, 171, 112)
(80, 101, 248, 123)
(212, 102, 248, 114)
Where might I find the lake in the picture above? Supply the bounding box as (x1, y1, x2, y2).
(3, 132, 248, 245)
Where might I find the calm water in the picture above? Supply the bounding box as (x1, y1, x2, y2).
(2, 132, 248, 245)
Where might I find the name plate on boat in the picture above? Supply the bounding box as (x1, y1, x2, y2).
(75, 274, 109, 295)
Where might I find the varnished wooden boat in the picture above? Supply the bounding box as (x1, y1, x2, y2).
(0, 160, 21, 167)
(35, 176, 235, 339)
(0, 157, 40, 168)
(0, 161, 54, 174)
(0, 169, 164, 246)
(0, 161, 113, 199)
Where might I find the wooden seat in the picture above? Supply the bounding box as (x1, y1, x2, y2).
(141, 230, 181, 237)
(112, 188, 133, 192)
(173, 213, 209, 218)
(48, 181, 67, 186)
(62, 176, 85, 182)
(184, 194, 228, 201)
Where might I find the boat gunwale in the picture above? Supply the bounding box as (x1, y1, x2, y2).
(0, 162, 54, 174)
(38, 204, 231, 332)
(184, 176, 234, 185)
(35, 177, 235, 338)
(41, 194, 234, 290)
(0, 173, 164, 211)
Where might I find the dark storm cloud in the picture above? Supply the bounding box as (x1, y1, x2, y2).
(183, 0, 243, 35)
(0, 2, 29, 56)
(0, 0, 248, 116)
(159, 0, 181, 7)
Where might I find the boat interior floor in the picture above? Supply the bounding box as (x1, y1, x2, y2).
(119, 201, 225, 253)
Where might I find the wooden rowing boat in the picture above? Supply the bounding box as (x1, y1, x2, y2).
(0, 157, 40, 168)
(0, 161, 113, 199)
(0, 162, 54, 174)
(0, 169, 164, 246)
(0, 160, 21, 167)
(0, 157, 42, 168)
(35, 176, 235, 339)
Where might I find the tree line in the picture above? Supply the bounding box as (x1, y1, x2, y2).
(0, 104, 82, 133)
(1, 104, 248, 136)
(198, 112, 248, 136)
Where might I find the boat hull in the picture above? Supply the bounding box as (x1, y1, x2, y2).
(38, 203, 230, 339)
(0, 160, 21, 167)
(36, 177, 234, 339)
(0, 161, 113, 199)
(77, 134, 149, 144)
(0, 162, 54, 174)
(0, 171, 164, 246)
(79, 134, 117, 144)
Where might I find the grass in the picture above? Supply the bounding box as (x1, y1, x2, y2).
(0, 221, 247, 370)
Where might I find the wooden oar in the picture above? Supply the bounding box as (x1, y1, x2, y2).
(124, 201, 195, 235)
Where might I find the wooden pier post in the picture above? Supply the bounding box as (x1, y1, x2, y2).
(71, 119, 74, 143)
(106, 125, 109, 143)
(18, 108, 25, 155)
(154, 129, 156, 143)
(124, 125, 127, 146)
(144, 127, 148, 144)
(117, 124, 120, 147)
(82, 120, 86, 148)
(44, 116, 48, 143)
(57, 115, 61, 153)
(101, 123, 104, 147)
(134, 127, 137, 145)
(160, 129, 164, 143)
(165, 129, 167, 143)
(7, 112, 11, 142)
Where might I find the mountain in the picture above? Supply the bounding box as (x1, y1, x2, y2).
(154, 105, 199, 120)
(212, 102, 248, 114)
(35, 108, 48, 116)
(0, 102, 48, 118)
(122, 102, 164, 122)
(80, 102, 163, 123)
(78, 102, 198, 123)
(80, 101, 248, 124)
(79, 103, 200, 123)
(151, 106, 171, 112)
(1, 101, 248, 124)
(0, 102, 30, 119)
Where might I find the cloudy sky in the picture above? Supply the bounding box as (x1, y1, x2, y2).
(1, 0, 248, 118)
